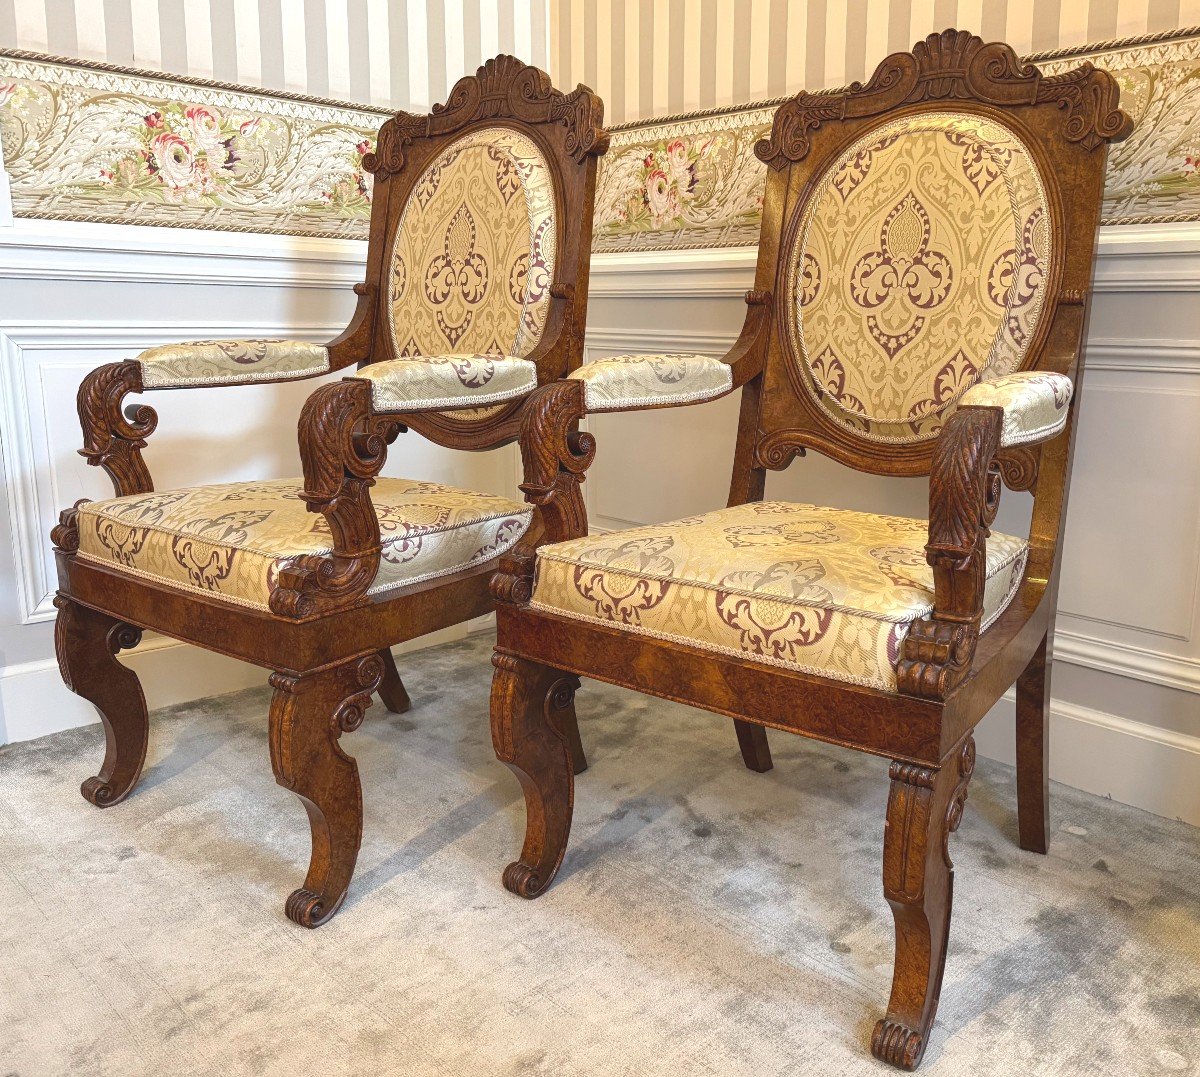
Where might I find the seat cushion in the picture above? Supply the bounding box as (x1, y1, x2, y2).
(77, 477, 531, 611)
(530, 502, 1027, 691)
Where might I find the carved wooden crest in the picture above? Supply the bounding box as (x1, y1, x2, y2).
(365, 54, 609, 177)
(756, 29, 1133, 169)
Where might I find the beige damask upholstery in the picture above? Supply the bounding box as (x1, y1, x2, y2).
(530, 502, 1027, 691)
(137, 340, 331, 388)
(568, 353, 733, 411)
(76, 478, 531, 611)
(389, 127, 555, 365)
(789, 112, 1050, 444)
(961, 371, 1072, 447)
(354, 355, 538, 411)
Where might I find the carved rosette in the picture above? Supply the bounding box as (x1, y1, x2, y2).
(76, 361, 157, 498)
(270, 379, 401, 619)
(756, 29, 1131, 169)
(491, 379, 596, 607)
(896, 406, 1004, 700)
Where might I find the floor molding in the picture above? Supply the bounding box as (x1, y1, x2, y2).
(976, 693, 1200, 825)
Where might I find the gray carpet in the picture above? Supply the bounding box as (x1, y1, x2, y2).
(1, 634, 1197, 1077)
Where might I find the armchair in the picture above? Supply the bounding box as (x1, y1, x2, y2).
(489, 31, 1130, 1069)
(51, 55, 608, 928)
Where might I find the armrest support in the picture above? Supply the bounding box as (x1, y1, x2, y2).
(271, 379, 403, 619)
(896, 406, 1005, 700)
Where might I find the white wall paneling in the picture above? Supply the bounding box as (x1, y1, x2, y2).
(0, 217, 518, 746)
(579, 223, 1200, 824)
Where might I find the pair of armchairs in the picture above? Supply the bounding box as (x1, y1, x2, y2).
(52, 35, 1130, 1070)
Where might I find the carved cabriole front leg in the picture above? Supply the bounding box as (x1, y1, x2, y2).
(53, 596, 149, 807)
(268, 652, 383, 927)
(491, 651, 579, 898)
(896, 407, 1004, 701)
(872, 737, 976, 1071)
(271, 379, 401, 619)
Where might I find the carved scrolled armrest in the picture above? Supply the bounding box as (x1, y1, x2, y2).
(490, 379, 595, 606)
(79, 360, 158, 495)
(270, 379, 403, 619)
(896, 406, 1005, 700)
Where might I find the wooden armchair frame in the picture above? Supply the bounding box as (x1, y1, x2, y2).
(489, 32, 1131, 1068)
(51, 56, 607, 928)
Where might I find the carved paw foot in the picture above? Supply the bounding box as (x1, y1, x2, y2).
(502, 861, 546, 899)
(285, 887, 344, 928)
(871, 1019, 926, 1070)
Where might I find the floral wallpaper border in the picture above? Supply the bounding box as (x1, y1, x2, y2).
(595, 26, 1200, 252)
(0, 49, 389, 239)
(3, 28, 1200, 249)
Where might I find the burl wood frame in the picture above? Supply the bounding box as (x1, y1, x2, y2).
(490, 32, 1130, 1069)
(50, 56, 607, 928)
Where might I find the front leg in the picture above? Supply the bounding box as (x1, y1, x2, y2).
(491, 651, 579, 898)
(54, 596, 149, 807)
(872, 737, 975, 1070)
(268, 652, 383, 927)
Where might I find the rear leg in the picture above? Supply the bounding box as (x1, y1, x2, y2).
(376, 647, 412, 714)
(1015, 632, 1050, 854)
(734, 720, 773, 772)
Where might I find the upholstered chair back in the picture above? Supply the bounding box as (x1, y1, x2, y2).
(354, 56, 607, 443)
(749, 31, 1127, 479)
(387, 127, 556, 359)
(788, 112, 1050, 446)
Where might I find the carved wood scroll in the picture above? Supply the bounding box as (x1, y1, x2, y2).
(366, 55, 609, 178)
(756, 30, 1133, 169)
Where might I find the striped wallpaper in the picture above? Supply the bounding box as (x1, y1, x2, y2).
(550, 0, 1200, 124)
(0, 0, 550, 109)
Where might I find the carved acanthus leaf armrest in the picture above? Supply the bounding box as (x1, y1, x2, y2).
(896, 372, 1074, 700)
(270, 378, 403, 619)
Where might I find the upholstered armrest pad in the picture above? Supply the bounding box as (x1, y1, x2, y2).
(352, 355, 538, 412)
(137, 339, 330, 388)
(959, 371, 1073, 447)
(567, 353, 733, 411)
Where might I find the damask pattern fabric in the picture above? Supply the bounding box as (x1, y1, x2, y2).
(76, 477, 531, 611)
(530, 501, 1027, 692)
(388, 127, 556, 364)
(788, 112, 1051, 445)
(961, 371, 1073, 446)
(354, 355, 538, 411)
(568, 353, 733, 410)
(137, 340, 331, 388)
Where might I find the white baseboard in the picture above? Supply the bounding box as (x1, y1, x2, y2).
(975, 694, 1200, 826)
(0, 622, 472, 746)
